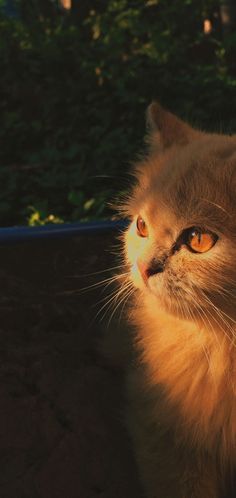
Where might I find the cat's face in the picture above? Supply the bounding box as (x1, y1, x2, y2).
(124, 104, 236, 324)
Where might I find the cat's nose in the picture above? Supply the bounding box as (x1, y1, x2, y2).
(137, 257, 165, 282)
(146, 257, 165, 277)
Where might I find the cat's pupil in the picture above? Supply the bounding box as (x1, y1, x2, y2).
(197, 231, 201, 243)
(190, 229, 201, 243)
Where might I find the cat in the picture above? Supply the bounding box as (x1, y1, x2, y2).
(119, 102, 236, 498)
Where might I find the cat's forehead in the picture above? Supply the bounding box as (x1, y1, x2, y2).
(149, 135, 236, 185)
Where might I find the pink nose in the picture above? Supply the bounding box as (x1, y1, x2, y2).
(137, 257, 165, 282)
(137, 259, 148, 283)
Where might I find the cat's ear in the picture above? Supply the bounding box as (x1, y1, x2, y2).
(146, 102, 199, 150)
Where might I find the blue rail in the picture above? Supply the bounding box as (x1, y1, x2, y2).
(0, 220, 129, 244)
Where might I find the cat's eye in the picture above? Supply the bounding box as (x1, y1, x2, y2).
(186, 228, 218, 253)
(136, 215, 148, 237)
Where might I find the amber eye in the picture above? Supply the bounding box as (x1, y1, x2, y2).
(186, 228, 218, 253)
(136, 215, 148, 237)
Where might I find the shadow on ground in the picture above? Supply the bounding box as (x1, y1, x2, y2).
(0, 233, 143, 498)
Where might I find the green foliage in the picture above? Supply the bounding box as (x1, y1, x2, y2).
(0, 1, 236, 225)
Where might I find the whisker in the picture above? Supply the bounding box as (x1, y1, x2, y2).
(58, 272, 129, 296)
(187, 286, 223, 351)
(69, 264, 125, 279)
(185, 299, 213, 375)
(106, 285, 134, 328)
(94, 281, 133, 322)
(202, 292, 236, 327)
(118, 286, 135, 326)
(93, 279, 131, 307)
(199, 292, 236, 347)
(199, 198, 231, 217)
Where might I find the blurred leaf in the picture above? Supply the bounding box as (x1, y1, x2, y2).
(84, 198, 95, 211)
(68, 190, 85, 207)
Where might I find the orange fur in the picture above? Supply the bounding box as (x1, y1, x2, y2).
(122, 103, 236, 497)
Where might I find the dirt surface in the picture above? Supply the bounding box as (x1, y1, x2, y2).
(0, 233, 143, 498)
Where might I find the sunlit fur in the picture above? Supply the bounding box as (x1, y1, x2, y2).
(122, 104, 236, 498)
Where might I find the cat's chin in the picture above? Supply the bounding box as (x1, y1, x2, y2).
(142, 277, 197, 322)
(131, 267, 204, 322)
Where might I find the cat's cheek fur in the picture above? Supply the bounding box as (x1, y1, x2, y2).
(146, 273, 164, 299)
(125, 220, 149, 290)
(130, 262, 145, 290)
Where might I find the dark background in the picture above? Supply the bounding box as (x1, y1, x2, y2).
(0, 233, 144, 498)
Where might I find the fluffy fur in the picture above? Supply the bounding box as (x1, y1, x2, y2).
(121, 103, 236, 498)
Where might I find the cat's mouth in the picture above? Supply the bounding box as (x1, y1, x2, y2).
(136, 259, 166, 298)
(136, 258, 194, 312)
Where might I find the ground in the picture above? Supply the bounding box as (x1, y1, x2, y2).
(0, 233, 143, 498)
